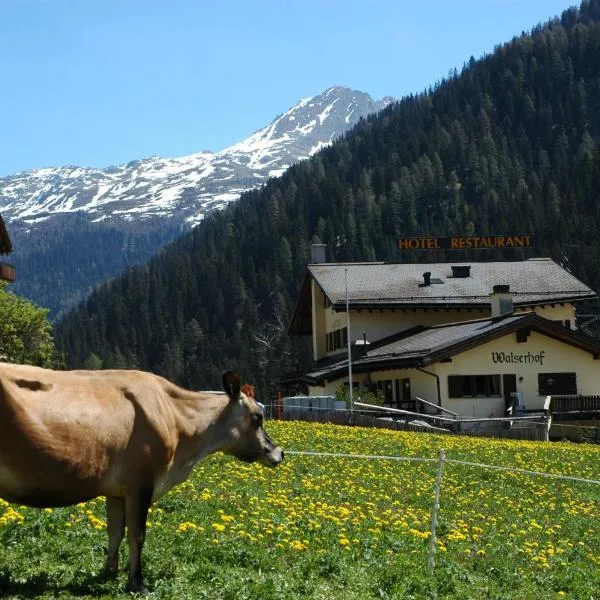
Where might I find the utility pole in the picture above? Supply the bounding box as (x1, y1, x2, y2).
(345, 268, 353, 411)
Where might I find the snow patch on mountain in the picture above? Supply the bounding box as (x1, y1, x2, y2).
(0, 86, 394, 229)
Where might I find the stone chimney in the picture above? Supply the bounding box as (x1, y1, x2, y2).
(490, 284, 514, 318)
(311, 243, 327, 264)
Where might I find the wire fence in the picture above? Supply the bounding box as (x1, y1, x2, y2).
(266, 394, 600, 570)
(285, 449, 600, 486)
(285, 447, 600, 571)
(268, 395, 600, 569)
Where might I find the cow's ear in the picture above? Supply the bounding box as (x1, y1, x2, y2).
(222, 370, 241, 401)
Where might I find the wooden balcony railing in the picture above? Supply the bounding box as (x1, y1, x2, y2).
(550, 395, 600, 414)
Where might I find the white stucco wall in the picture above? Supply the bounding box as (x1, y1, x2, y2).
(526, 304, 576, 327)
(434, 331, 600, 416)
(350, 309, 484, 342)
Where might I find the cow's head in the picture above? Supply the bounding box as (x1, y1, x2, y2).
(221, 371, 284, 467)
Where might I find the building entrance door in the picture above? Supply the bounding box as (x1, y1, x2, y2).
(383, 380, 393, 406)
(394, 378, 412, 410)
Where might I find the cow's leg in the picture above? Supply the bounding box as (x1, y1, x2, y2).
(102, 496, 125, 579)
(125, 483, 153, 593)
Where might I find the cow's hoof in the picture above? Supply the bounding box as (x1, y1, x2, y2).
(126, 581, 149, 595)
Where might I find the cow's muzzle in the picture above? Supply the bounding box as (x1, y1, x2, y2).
(263, 446, 284, 467)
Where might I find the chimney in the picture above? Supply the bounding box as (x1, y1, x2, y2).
(490, 284, 514, 318)
(451, 265, 471, 278)
(354, 331, 370, 348)
(422, 272, 431, 286)
(311, 243, 327, 264)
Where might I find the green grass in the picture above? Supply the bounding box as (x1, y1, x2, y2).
(1, 421, 599, 599)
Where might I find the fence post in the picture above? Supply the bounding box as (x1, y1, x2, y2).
(428, 448, 445, 572)
(543, 396, 552, 442)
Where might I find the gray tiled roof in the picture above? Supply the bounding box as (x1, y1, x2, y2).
(297, 312, 600, 384)
(299, 315, 527, 381)
(364, 315, 525, 359)
(308, 259, 596, 308)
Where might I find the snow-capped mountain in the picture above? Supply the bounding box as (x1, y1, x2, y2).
(2, 86, 393, 320)
(1, 87, 393, 229)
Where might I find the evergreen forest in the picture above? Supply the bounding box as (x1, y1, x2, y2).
(11, 213, 182, 320)
(55, 0, 600, 401)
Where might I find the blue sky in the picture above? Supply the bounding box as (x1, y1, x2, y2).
(1, 0, 576, 176)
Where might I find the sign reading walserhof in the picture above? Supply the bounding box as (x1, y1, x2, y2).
(397, 234, 534, 251)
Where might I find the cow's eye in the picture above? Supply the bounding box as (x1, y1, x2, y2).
(251, 412, 263, 428)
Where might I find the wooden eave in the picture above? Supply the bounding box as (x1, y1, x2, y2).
(330, 294, 596, 313)
(0, 215, 15, 283)
(288, 274, 314, 335)
(0, 216, 12, 255)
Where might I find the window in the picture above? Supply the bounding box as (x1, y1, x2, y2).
(448, 375, 501, 398)
(325, 327, 348, 353)
(538, 372, 577, 395)
(334, 329, 341, 349)
(373, 380, 393, 405)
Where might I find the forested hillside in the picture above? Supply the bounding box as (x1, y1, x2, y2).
(11, 214, 182, 320)
(55, 0, 600, 399)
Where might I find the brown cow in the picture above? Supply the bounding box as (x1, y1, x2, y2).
(0, 362, 283, 592)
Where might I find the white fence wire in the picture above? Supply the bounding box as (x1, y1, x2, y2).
(285, 449, 600, 485)
(285, 448, 600, 570)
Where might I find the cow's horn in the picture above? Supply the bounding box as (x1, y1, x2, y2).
(222, 370, 241, 401)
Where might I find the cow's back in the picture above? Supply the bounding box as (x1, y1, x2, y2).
(0, 363, 177, 507)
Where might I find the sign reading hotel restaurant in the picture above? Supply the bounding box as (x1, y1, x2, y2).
(397, 235, 534, 250)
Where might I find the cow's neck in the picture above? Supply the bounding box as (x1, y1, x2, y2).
(172, 392, 232, 465)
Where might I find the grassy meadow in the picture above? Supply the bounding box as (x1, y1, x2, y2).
(1, 421, 599, 599)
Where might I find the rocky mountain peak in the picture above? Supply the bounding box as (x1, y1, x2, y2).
(0, 86, 393, 230)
